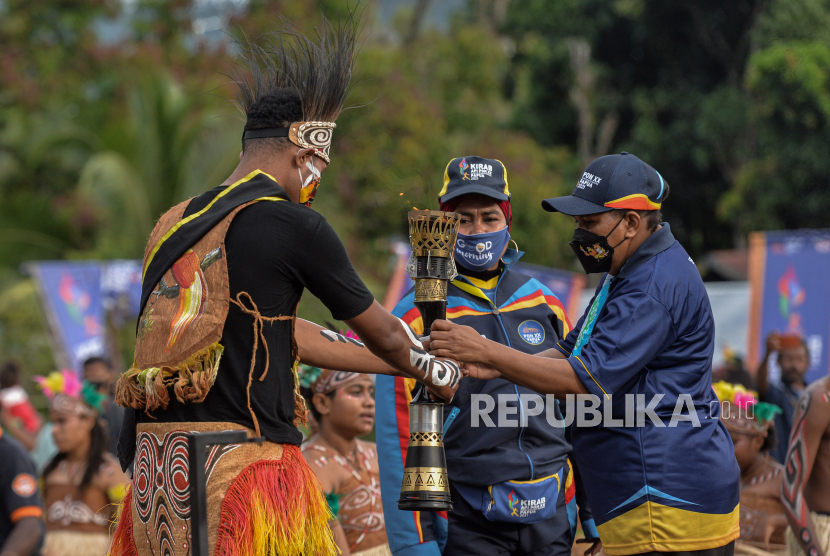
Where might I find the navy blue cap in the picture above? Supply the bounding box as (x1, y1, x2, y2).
(542, 152, 667, 216)
(438, 156, 510, 203)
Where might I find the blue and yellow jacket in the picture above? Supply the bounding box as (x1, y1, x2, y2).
(376, 256, 595, 555)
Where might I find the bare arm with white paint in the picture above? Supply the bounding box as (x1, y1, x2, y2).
(294, 301, 460, 402)
(296, 319, 402, 376)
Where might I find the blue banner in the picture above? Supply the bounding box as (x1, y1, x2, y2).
(30, 261, 106, 371)
(29, 260, 143, 372)
(101, 259, 143, 322)
(749, 230, 830, 384)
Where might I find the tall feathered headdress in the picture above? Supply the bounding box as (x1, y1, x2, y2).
(232, 10, 362, 163)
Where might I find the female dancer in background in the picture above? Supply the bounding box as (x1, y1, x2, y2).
(36, 370, 129, 556)
(301, 363, 390, 556)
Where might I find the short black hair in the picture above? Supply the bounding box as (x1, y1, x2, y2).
(82, 356, 111, 369)
(611, 209, 662, 232)
(241, 88, 303, 154)
(300, 385, 334, 422)
(0, 361, 20, 388)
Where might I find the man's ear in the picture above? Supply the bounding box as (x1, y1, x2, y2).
(313, 392, 332, 417)
(624, 211, 641, 238)
(293, 147, 317, 170)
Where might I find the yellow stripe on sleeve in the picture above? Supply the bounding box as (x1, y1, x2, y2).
(574, 355, 610, 399)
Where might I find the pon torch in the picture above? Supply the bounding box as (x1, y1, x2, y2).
(397, 209, 461, 511)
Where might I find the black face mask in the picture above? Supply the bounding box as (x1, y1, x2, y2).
(569, 217, 628, 274)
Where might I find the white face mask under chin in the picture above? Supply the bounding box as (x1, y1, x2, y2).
(297, 152, 322, 188)
(298, 152, 323, 205)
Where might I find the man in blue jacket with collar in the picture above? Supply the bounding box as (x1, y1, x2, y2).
(376, 156, 598, 556)
(430, 153, 740, 556)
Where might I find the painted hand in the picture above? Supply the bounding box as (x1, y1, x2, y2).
(429, 319, 491, 364)
(426, 358, 461, 403)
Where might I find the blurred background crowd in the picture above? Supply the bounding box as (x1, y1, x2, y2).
(2, 0, 830, 555)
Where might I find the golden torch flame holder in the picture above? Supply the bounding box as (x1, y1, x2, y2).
(398, 210, 460, 512)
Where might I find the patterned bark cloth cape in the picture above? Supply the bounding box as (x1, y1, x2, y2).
(116, 170, 297, 422)
(111, 170, 336, 556)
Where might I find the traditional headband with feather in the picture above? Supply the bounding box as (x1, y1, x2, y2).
(34, 369, 105, 417)
(233, 11, 361, 163)
(712, 381, 782, 435)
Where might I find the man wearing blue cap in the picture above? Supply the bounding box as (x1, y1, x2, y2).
(377, 156, 598, 556)
(428, 153, 741, 556)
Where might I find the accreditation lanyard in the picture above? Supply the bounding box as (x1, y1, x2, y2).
(572, 274, 613, 357)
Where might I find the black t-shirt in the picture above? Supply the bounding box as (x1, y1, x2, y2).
(143, 183, 375, 445)
(0, 429, 42, 547)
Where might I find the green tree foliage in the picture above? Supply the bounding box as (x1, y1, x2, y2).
(0, 0, 578, 375)
(77, 74, 240, 259)
(723, 42, 830, 231)
(501, 0, 830, 253)
(6, 0, 830, 377)
(320, 22, 576, 281)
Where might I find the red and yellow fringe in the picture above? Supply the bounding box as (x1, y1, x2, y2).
(215, 444, 337, 556)
(107, 446, 335, 556)
(109, 487, 138, 556)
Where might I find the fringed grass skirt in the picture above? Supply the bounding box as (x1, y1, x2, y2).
(109, 422, 336, 556)
(44, 530, 111, 556)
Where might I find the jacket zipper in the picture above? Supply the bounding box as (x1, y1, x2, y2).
(456, 261, 536, 480)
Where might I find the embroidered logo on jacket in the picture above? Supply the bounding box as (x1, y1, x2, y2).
(518, 320, 545, 345)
